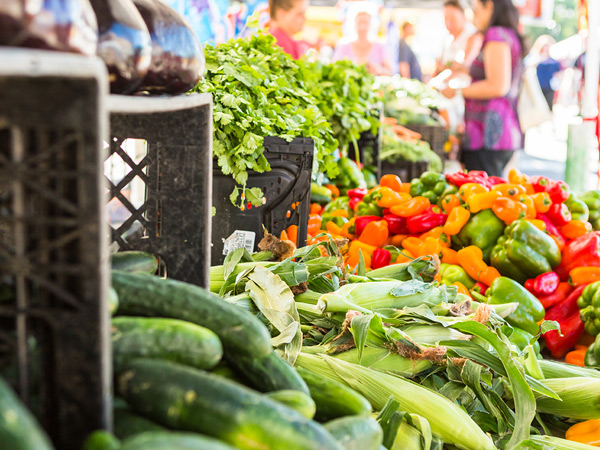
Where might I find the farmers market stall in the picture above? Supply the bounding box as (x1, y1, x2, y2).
(2, 5, 600, 450)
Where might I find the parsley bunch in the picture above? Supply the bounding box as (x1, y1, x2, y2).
(297, 59, 380, 156)
(193, 33, 338, 207)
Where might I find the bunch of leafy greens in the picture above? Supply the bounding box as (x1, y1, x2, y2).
(298, 59, 380, 157)
(193, 33, 338, 207)
(379, 124, 443, 172)
(376, 75, 444, 112)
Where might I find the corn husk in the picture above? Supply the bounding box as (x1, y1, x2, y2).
(536, 377, 600, 420)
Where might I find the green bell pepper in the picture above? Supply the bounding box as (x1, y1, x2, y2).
(451, 209, 505, 263)
(504, 326, 541, 354)
(321, 214, 348, 230)
(324, 196, 353, 217)
(422, 191, 439, 204)
(337, 157, 366, 191)
(439, 263, 475, 289)
(420, 171, 447, 187)
(584, 335, 600, 366)
(487, 277, 545, 335)
(565, 194, 590, 222)
(577, 281, 600, 336)
(490, 219, 561, 284)
(410, 172, 450, 206)
(580, 190, 600, 231)
(409, 178, 426, 197)
(362, 167, 378, 190)
(356, 189, 384, 217)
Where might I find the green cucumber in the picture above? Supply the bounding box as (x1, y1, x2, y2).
(324, 416, 383, 450)
(296, 367, 371, 422)
(227, 351, 309, 394)
(108, 287, 119, 316)
(83, 431, 121, 450)
(114, 405, 166, 440)
(311, 183, 333, 205)
(117, 359, 344, 450)
(265, 390, 316, 419)
(112, 317, 222, 373)
(121, 431, 239, 450)
(112, 271, 271, 358)
(111, 251, 158, 274)
(0, 378, 54, 450)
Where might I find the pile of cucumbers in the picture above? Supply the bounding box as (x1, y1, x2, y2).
(85, 252, 383, 450)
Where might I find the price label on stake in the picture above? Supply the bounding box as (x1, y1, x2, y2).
(223, 230, 256, 256)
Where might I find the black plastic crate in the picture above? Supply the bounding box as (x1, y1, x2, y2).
(106, 94, 213, 289)
(211, 137, 313, 265)
(347, 107, 383, 175)
(380, 159, 430, 182)
(0, 49, 110, 450)
(405, 123, 449, 160)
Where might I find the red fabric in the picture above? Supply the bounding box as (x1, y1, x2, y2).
(269, 27, 306, 60)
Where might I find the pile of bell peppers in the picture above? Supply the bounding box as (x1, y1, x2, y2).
(307, 168, 600, 358)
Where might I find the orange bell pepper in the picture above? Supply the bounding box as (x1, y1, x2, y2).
(388, 234, 407, 247)
(307, 214, 322, 236)
(569, 266, 600, 286)
(459, 183, 489, 202)
(326, 220, 343, 237)
(286, 225, 298, 245)
(419, 237, 442, 259)
(402, 236, 424, 257)
(441, 246, 460, 265)
(358, 220, 389, 248)
(518, 195, 536, 219)
(443, 206, 471, 236)
(560, 220, 593, 240)
(479, 266, 501, 286)
(325, 184, 340, 199)
(467, 191, 501, 213)
(399, 182, 411, 193)
(523, 183, 536, 195)
(457, 246, 488, 281)
(550, 234, 565, 251)
(341, 217, 356, 240)
(565, 419, 600, 446)
(527, 219, 546, 231)
(564, 347, 588, 367)
(420, 227, 450, 247)
(441, 194, 462, 214)
(396, 249, 415, 263)
(346, 240, 376, 268)
(280, 230, 288, 241)
(492, 197, 527, 224)
(508, 168, 527, 185)
(531, 192, 552, 213)
(330, 209, 349, 218)
(452, 281, 472, 298)
(390, 196, 430, 217)
(310, 203, 323, 215)
(376, 187, 411, 208)
(380, 174, 403, 192)
(492, 183, 527, 200)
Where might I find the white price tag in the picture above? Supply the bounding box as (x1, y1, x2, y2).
(223, 230, 256, 256)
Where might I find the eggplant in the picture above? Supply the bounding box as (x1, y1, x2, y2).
(0, 0, 98, 55)
(132, 0, 204, 95)
(89, 0, 152, 94)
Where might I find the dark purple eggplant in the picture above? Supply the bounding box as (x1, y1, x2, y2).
(132, 0, 204, 95)
(89, 0, 152, 94)
(0, 0, 98, 55)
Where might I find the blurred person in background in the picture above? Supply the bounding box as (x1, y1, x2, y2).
(441, 0, 524, 177)
(269, 0, 309, 59)
(436, 0, 482, 74)
(528, 35, 561, 110)
(333, 11, 391, 75)
(398, 21, 422, 81)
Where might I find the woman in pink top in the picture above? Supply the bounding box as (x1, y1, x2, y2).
(333, 12, 391, 75)
(269, 0, 309, 60)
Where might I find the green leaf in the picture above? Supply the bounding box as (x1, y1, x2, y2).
(389, 279, 433, 297)
(349, 314, 374, 362)
(539, 320, 561, 336)
(357, 250, 367, 277)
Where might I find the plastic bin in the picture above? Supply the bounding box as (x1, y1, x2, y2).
(347, 107, 383, 175)
(106, 93, 213, 289)
(380, 159, 430, 182)
(211, 137, 313, 265)
(0, 49, 110, 450)
(404, 123, 449, 160)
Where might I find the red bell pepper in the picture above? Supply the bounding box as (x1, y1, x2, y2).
(547, 203, 571, 227)
(538, 281, 573, 309)
(543, 284, 588, 358)
(548, 180, 570, 204)
(530, 175, 551, 193)
(472, 282, 488, 295)
(487, 176, 507, 186)
(407, 213, 447, 235)
(536, 213, 567, 241)
(525, 279, 536, 293)
(556, 232, 600, 280)
(348, 188, 368, 200)
(354, 216, 381, 237)
(383, 214, 409, 235)
(531, 272, 560, 296)
(445, 171, 492, 189)
(349, 197, 361, 211)
(424, 205, 444, 215)
(372, 248, 392, 269)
